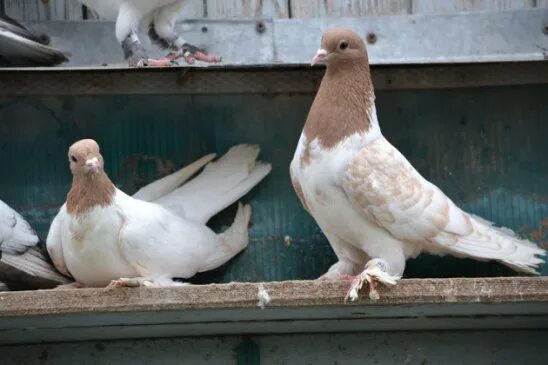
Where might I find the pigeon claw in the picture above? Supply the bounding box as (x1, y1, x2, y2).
(344, 263, 400, 302)
(167, 43, 222, 65)
(107, 277, 154, 288)
(144, 57, 176, 67)
(344, 271, 377, 303)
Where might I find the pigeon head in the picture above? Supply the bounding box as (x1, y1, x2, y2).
(311, 28, 368, 67)
(68, 139, 105, 176)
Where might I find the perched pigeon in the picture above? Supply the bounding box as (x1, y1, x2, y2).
(46, 139, 271, 287)
(290, 28, 546, 301)
(0, 199, 70, 289)
(78, 0, 221, 66)
(0, 12, 69, 66)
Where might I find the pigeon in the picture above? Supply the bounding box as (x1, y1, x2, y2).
(0, 199, 70, 290)
(77, 0, 222, 66)
(46, 139, 271, 287)
(290, 28, 546, 302)
(0, 12, 69, 66)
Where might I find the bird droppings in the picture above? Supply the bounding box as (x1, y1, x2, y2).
(284, 235, 292, 246)
(257, 283, 271, 309)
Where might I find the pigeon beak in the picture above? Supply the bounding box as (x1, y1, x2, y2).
(311, 48, 328, 66)
(85, 157, 100, 173)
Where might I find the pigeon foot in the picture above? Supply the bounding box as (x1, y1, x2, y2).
(167, 43, 222, 65)
(344, 259, 400, 302)
(107, 277, 154, 288)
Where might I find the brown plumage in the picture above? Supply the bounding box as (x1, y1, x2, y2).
(290, 28, 545, 302)
(302, 28, 375, 158)
(66, 139, 115, 216)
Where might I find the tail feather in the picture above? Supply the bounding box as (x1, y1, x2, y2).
(155, 144, 271, 224)
(134, 153, 216, 202)
(0, 28, 69, 66)
(199, 203, 252, 272)
(0, 247, 70, 289)
(450, 215, 546, 274)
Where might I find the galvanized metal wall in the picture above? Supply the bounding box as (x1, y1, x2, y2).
(0, 330, 546, 364)
(0, 80, 546, 281)
(3, 0, 548, 20)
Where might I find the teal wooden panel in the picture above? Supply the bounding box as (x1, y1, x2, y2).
(0, 84, 546, 282)
(0, 330, 546, 365)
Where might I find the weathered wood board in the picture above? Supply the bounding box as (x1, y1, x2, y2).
(3, 0, 547, 20)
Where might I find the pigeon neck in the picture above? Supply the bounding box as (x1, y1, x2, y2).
(67, 170, 116, 216)
(303, 60, 376, 149)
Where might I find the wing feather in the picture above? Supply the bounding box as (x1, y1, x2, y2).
(342, 138, 545, 272)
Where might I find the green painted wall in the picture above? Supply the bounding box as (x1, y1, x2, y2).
(0, 84, 546, 281)
(1, 330, 546, 365)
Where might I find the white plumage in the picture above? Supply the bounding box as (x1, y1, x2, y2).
(0, 13, 69, 66)
(0, 200, 69, 289)
(291, 28, 545, 301)
(47, 140, 270, 287)
(78, 0, 220, 66)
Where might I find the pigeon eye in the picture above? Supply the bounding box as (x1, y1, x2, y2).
(71, 155, 77, 162)
(339, 41, 349, 50)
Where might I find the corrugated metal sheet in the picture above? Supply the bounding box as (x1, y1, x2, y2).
(0, 79, 546, 280)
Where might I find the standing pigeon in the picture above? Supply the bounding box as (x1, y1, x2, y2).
(290, 28, 545, 301)
(46, 139, 270, 287)
(0, 200, 70, 289)
(77, 0, 221, 66)
(0, 12, 69, 66)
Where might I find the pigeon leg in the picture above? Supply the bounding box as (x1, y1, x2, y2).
(164, 43, 222, 65)
(107, 277, 154, 288)
(107, 276, 189, 288)
(344, 258, 401, 302)
(317, 260, 361, 281)
(148, 7, 222, 65)
(121, 33, 176, 67)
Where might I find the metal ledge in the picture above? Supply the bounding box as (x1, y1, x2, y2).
(0, 62, 547, 96)
(0, 277, 546, 345)
(13, 9, 548, 67)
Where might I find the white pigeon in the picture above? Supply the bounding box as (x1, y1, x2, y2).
(46, 139, 271, 287)
(290, 28, 546, 301)
(0, 12, 69, 66)
(0, 199, 70, 289)
(77, 0, 221, 66)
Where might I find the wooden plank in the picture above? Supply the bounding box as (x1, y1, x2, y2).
(205, 0, 289, 19)
(4, 0, 84, 20)
(290, 0, 412, 18)
(4, 0, 45, 20)
(3, 1, 290, 20)
(0, 330, 546, 365)
(411, 0, 537, 14)
(1, 278, 547, 317)
(1, 63, 548, 96)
